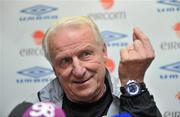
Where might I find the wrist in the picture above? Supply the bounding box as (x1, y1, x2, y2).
(120, 79, 143, 87)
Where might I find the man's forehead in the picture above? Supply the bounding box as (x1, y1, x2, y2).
(48, 27, 98, 48)
(53, 43, 97, 54)
(47, 24, 101, 55)
(49, 25, 95, 41)
(51, 44, 99, 59)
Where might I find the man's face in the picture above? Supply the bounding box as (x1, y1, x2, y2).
(48, 25, 107, 103)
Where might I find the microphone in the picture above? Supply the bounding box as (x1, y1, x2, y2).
(112, 112, 132, 117)
(9, 102, 66, 117)
(8, 102, 33, 117)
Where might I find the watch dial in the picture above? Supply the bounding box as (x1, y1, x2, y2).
(126, 82, 140, 95)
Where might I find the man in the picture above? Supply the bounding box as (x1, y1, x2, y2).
(26, 16, 161, 117)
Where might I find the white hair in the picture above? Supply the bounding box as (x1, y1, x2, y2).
(42, 16, 104, 64)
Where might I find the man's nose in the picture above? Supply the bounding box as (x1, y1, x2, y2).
(72, 57, 85, 77)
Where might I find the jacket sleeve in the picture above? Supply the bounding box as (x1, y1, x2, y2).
(119, 90, 162, 117)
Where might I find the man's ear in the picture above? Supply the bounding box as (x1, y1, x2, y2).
(102, 43, 108, 61)
(103, 43, 107, 56)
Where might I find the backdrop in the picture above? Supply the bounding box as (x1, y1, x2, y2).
(0, 1, 3, 116)
(1, 0, 180, 117)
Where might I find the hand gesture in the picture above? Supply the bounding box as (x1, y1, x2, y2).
(118, 27, 155, 86)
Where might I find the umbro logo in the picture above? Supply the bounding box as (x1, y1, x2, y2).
(17, 66, 53, 78)
(20, 4, 57, 16)
(157, 0, 180, 7)
(101, 31, 127, 43)
(160, 61, 180, 73)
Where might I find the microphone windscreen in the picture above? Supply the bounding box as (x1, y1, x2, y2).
(23, 102, 66, 117)
(8, 102, 33, 117)
(112, 112, 132, 117)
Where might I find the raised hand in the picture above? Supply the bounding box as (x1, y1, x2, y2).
(118, 27, 155, 86)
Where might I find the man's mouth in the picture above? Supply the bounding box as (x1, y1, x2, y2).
(73, 75, 93, 84)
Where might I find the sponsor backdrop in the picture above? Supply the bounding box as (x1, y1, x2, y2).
(1, 0, 180, 116)
(0, 1, 2, 117)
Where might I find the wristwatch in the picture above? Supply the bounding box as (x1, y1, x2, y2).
(120, 80, 146, 96)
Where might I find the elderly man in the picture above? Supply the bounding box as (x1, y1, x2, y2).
(25, 16, 161, 117)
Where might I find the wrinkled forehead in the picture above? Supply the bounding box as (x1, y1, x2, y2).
(47, 25, 103, 61)
(49, 25, 100, 49)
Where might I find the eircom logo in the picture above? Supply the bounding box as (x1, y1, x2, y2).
(32, 30, 45, 46)
(100, 0, 114, 10)
(88, 0, 126, 20)
(105, 58, 115, 72)
(176, 91, 180, 101)
(164, 111, 180, 117)
(19, 4, 58, 21)
(173, 22, 180, 39)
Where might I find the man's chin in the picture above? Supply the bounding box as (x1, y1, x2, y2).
(74, 92, 97, 103)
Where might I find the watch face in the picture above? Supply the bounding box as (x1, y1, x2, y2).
(125, 81, 140, 96)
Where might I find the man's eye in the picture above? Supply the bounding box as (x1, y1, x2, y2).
(59, 58, 72, 67)
(80, 51, 92, 59)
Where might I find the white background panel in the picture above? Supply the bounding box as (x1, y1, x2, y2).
(1, 0, 180, 116)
